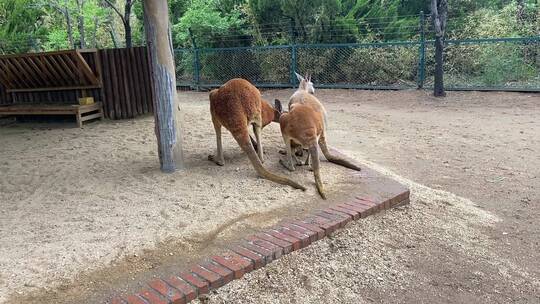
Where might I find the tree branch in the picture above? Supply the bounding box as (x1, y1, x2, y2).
(103, 0, 125, 23)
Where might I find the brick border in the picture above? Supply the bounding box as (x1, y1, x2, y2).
(110, 189, 410, 304)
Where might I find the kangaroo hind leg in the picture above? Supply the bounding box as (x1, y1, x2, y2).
(309, 145, 326, 199)
(208, 114, 225, 166)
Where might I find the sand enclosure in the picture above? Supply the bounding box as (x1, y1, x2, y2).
(0, 89, 369, 303)
(2, 88, 538, 303)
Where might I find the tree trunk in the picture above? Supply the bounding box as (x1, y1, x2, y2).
(64, 0, 75, 48)
(124, 20, 132, 48)
(77, 0, 86, 48)
(434, 36, 445, 97)
(107, 10, 119, 48)
(431, 0, 447, 97)
(124, 0, 133, 48)
(143, 0, 184, 172)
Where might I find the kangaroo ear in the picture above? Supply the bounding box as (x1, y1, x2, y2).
(274, 99, 283, 113)
(294, 71, 304, 82)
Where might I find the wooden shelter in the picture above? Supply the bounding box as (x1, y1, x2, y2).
(0, 47, 154, 124)
(0, 49, 104, 127)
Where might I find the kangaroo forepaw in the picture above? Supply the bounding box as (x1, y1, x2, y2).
(279, 159, 295, 172)
(208, 154, 224, 166)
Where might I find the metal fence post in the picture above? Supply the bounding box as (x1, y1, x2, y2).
(193, 49, 201, 90)
(189, 28, 201, 90)
(417, 11, 426, 89)
(289, 20, 298, 87)
(290, 44, 298, 87)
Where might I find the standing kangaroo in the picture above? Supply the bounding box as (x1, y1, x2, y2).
(208, 78, 306, 191)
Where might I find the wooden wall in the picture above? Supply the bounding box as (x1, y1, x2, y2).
(0, 83, 10, 105)
(0, 47, 154, 120)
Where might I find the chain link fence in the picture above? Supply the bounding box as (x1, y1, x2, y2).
(175, 36, 539, 92)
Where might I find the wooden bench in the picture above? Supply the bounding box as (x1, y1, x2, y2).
(0, 102, 104, 128)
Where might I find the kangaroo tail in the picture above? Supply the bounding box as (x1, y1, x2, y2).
(318, 135, 362, 171)
(235, 132, 306, 191)
(309, 145, 326, 199)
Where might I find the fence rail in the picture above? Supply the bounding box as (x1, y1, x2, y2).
(175, 36, 540, 92)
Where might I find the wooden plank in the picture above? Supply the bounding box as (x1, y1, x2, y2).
(80, 112, 103, 121)
(119, 48, 133, 118)
(0, 62, 16, 89)
(7, 85, 102, 93)
(74, 50, 100, 85)
(93, 51, 105, 116)
(77, 48, 99, 54)
(114, 48, 128, 119)
(7, 57, 41, 88)
(130, 47, 144, 115)
(40, 55, 68, 85)
(133, 47, 146, 114)
(25, 56, 54, 87)
(108, 49, 122, 119)
(0, 110, 76, 115)
(0, 49, 76, 60)
(54, 54, 78, 83)
(98, 50, 112, 119)
(125, 48, 139, 116)
(0, 58, 27, 88)
(93, 50, 103, 86)
(46, 55, 74, 84)
(18, 57, 48, 87)
(141, 47, 154, 113)
(79, 102, 102, 112)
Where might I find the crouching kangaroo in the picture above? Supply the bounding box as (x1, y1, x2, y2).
(278, 100, 327, 198)
(208, 78, 306, 191)
(285, 72, 362, 172)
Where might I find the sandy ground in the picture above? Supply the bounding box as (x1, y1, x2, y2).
(193, 89, 540, 304)
(1, 89, 539, 303)
(1, 90, 362, 304)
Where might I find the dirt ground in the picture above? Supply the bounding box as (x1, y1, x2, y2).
(1, 89, 539, 303)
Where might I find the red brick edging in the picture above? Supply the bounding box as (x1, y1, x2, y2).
(110, 190, 410, 304)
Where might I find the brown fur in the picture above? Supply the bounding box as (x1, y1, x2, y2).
(288, 80, 361, 172)
(208, 78, 305, 191)
(279, 104, 326, 199)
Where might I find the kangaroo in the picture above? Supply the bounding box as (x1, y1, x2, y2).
(278, 100, 327, 198)
(208, 78, 306, 191)
(285, 72, 362, 172)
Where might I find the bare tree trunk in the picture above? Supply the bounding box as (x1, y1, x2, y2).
(107, 11, 119, 48)
(64, 0, 75, 48)
(143, 0, 184, 172)
(431, 0, 448, 97)
(76, 0, 86, 48)
(124, 0, 133, 48)
(104, 0, 134, 48)
(434, 37, 445, 96)
(66, 12, 75, 48)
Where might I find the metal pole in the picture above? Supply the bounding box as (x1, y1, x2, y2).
(417, 11, 426, 89)
(289, 19, 298, 87)
(188, 28, 201, 90)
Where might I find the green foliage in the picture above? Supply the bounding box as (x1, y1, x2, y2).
(0, 0, 47, 52)
(481, 47, 536, 86)
(173, 0, 247, 48)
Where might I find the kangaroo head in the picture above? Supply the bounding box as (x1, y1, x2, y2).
(295, 71, 315, 94)
(273, 99, 284, 122)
